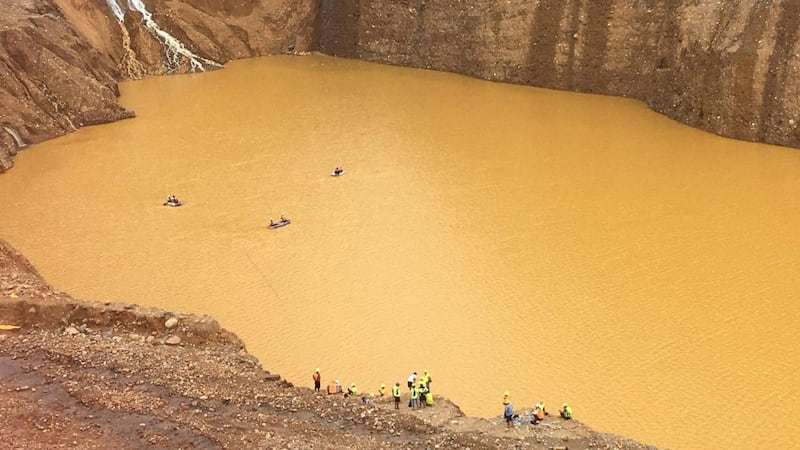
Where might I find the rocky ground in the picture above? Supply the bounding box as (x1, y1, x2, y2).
(0, 240, 656, 449)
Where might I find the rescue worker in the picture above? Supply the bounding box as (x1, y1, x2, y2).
(407, 372, 417, 407)
(378, 383, 387, 397)
(422, 370, 432, 392)
(560, 402, 573, 420)
(407, 372, 417, 390)
(539, 401, 548, 416)
(531, 403, 545, 425)
(504, 401, 514, 428)
(417, 380, 428, 407)
(348, 382, 359, 397)
(410, 384, 420, 410)
(312, 368, 321, 392)
(392, 382, 402, 409)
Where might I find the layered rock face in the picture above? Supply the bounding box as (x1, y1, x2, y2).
(1, 0, 799, 171)
(0, 0, 318, 171)
(0, 1, 131, 170)
(317, 0, 800, 149)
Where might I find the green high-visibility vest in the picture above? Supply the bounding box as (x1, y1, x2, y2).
(393, 385, 401, 397)
(411, 386, 418, 399)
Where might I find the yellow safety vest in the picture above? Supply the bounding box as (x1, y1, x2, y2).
(392, 385, 401, 397)
(411, 386, 418, 399)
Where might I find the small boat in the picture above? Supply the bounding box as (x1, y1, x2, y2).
(163, 200, 183, 207)
(331, 170, 345, 177)
(269, 219, 291, 229)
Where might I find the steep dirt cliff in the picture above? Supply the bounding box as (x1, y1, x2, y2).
(0, 0, 318, 172)
(0, 1, 132, 171)
(317, 0, 800, 150)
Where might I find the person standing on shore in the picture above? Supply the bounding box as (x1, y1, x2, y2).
(407, 372, 417, 390)
(312, 368, 321, 392)
(416, 380, 428, 408)
(504, 401, 514, 428)
(422, 370, 432, 392)
(410, 384, 420, 410)
(392, 382, 401, 409)
(407, 372, 417, 407)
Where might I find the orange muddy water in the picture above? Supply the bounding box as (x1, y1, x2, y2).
(1, 55, 798, 449)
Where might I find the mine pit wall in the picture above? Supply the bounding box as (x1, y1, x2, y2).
(0, 0, 130, 171)
(2, 0, 800, 172)
(316, 0, 800, 150)
(0, 0, 319, 172)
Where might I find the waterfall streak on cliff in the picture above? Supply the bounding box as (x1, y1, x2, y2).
(105, 0, 125, 22)
(2, 126, 26, 148)
(125, 0, 222, 72)
(104, 0, 221, 72)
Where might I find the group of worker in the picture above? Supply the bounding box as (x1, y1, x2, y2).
(405, 370, 433, 410)
(313, 368, 434, 410)
(502, 390, 573, 429)
(313, 369, 573, 424)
